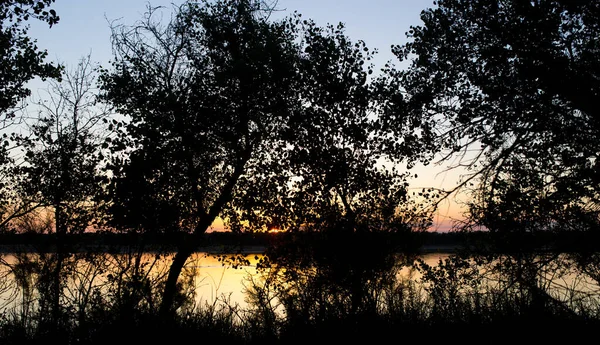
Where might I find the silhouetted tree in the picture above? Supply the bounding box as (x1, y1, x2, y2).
(100, 0, 426, 317)
(395, 0, 600, 233)
(15, 55, 109, 328)
(0, 0, 62, 230)
(393, 0, 600, 312)
(18, 55, 108, 235)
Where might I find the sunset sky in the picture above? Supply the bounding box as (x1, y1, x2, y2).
(27, 0, 468, 231)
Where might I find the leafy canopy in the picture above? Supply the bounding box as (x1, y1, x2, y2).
(100, 0, 426, 236)
(0, 0, 62, 229)
(0, 0, 61, 116)
(397, 0, 600, 232)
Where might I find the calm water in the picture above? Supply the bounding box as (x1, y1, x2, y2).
(188, 252, 451, 308)
(0, 251, 451, 313)
(1, 250, 598, 315)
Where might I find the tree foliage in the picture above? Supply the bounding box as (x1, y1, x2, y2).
(101, 0, 424, 237)
(0, 0, 61, 119)
(16, 55, 109, 235)
(100, 0, 302, 234)
(0, 0, 62, 230)
(397, 0, 600, 232)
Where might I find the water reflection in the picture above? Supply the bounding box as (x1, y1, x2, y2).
(0, 250, 599, 322)
(0, 251, 447, 313)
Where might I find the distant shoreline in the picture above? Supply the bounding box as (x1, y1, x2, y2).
(0, 243, 463, 255)
(0, 230, 596, 254)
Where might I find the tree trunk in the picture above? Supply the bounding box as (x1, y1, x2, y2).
(53, 206, 65, 328)
(158, 150, 250, 319)
(158, 241, 195, 319)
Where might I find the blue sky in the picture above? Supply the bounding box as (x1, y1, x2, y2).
(29, 0, 435, 69)
(27, 0, 465, 231)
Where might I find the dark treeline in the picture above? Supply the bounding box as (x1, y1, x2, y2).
(2, 230, 600, 254)
(0, 230, 465, 252)
(0, 0, 598, 343)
